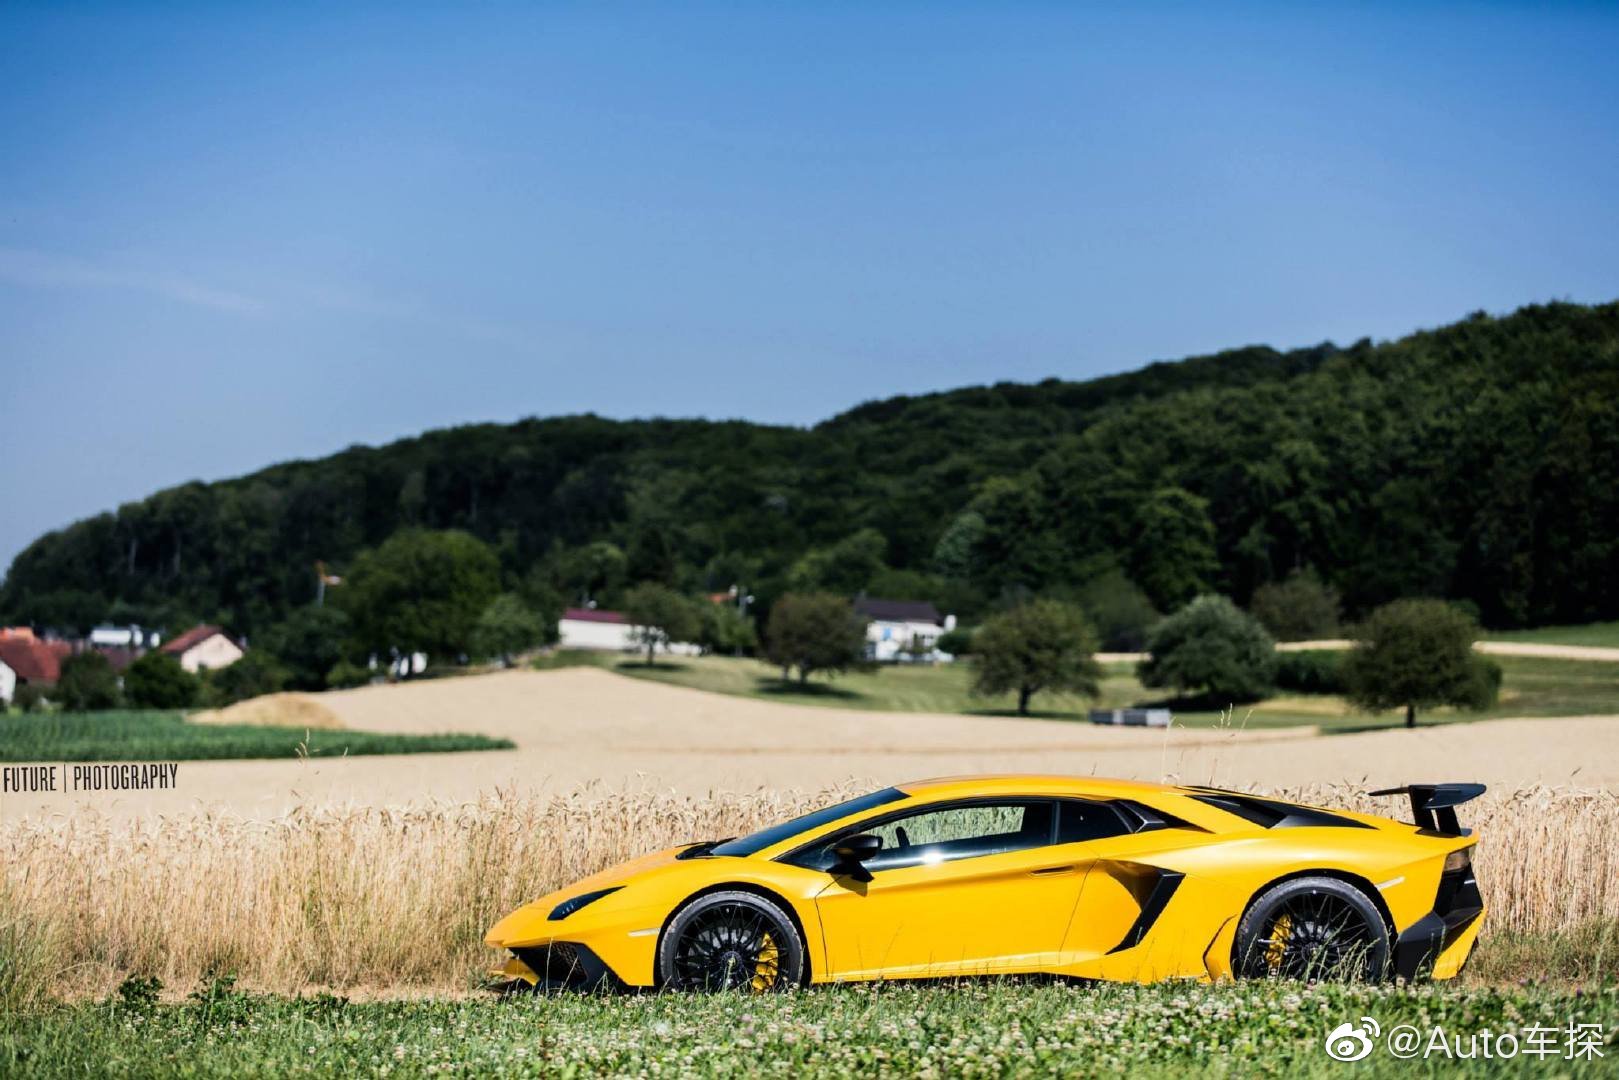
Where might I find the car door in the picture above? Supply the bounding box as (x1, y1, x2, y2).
(798, 799, 1087, 980)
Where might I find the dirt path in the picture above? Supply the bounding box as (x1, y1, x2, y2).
(6, 668, 1614, 823)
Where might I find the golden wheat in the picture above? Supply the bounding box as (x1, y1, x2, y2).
(2, 783, 1613, 997)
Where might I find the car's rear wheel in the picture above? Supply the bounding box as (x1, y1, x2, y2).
(658, 891, 805, 992)
(1234, 876, 1390, 981)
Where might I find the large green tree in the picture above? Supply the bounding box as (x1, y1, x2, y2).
(1342, 599, 1499, 727)
(338, 529, 501, 664)
(471, 594, 549, 667)
(259, 605, 352, 691)
(1138, 595, 1276, 703)
(764, 593, 867, 684)
(970, 599, 1102, 716)
(621, 583, 701, 666)
(1127, 488, 1219, 612)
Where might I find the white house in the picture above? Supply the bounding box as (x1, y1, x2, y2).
(556, 606, 701, 656)
(557, 607, 637, 651)
(0, 656, 14, 706)
(160, 625, 244, 673)
(854, 597, 956, 662)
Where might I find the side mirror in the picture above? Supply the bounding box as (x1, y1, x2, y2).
(831, 833, 882, 881)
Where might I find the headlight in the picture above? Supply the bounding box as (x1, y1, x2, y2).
(548, 886, 621, 921)
(1443, 849, 1472, 873)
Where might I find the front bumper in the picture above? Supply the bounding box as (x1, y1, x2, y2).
(494, 942, 626, 992)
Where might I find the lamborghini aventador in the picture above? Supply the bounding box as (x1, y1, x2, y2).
(485, 775, 1485, 991)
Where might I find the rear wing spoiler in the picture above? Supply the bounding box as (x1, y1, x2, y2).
(1367, 783, 1487, 836)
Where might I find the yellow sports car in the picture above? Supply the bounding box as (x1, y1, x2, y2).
(486, 775, 1484, 991)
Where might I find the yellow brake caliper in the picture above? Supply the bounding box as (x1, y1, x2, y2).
(751, 932, 779, 991)
(1265, 914, 1292, 973)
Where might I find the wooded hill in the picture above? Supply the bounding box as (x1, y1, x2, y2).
(5, 300, 1617, 636)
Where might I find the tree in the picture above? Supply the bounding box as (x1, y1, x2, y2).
(1138, 595, 1276, 703)
(764, 593, 868, 684)
(1341, 599, 1499, 727)
(56, 651, 121, 711)
(472, 594, 548, 667)
(697, 602, 758, 656)
(787, 528, 888, 595)
(259, 606, 352, 691)
(124, 651, 200, 709)
(1127, 488, 1219, 611)
(1077, 569, 1161, 652)
(969, 600, 1102, 715)
(1249, 570, 1341, 642)
(338, 529, 501, 666)
(621, 583, 701, 666)
(205, 651, 289, 706)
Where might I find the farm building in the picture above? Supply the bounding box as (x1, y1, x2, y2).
(160, 624, 244, 673)
(854, 597, 957, 662)
(0, 634, 64, 704)
(557, 607, 636, 651)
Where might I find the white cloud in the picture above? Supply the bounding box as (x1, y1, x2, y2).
(0, 247, 267, 314)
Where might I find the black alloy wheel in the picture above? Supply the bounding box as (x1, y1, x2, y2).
(1235, 876, 1390, 981)
(659, 891, 805, 992)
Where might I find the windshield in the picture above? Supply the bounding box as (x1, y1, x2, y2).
(709, 787, 908, 857)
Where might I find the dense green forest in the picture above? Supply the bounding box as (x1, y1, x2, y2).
(4, 300, 1617, 637)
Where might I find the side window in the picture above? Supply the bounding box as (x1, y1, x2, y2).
(794, 800, 1057, 873)
(1054, 799, 1134, 844)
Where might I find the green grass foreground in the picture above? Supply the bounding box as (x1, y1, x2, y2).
(0, 711, 513, 762)
(3, 980, 1614, 1078)
(540, 651, 1619, 732)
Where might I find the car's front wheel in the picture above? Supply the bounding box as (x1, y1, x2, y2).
(1234, 876, 1390, 981)
(658, 890, 805, 992)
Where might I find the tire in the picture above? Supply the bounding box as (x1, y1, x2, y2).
(1233, 876, 1390, 982)
(658, 890, 806, 992)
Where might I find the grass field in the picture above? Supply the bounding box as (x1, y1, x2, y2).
(0, 710, 514, 762)
(4, 979, 1615, 1078)
(541, 651, 1619, 732)
(1489, 621, 1619, 648)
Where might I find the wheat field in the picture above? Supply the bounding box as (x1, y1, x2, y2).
(3, 783, 1616, 1004)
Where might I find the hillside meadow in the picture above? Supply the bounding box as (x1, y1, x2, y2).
(539, 650, 1619, 732)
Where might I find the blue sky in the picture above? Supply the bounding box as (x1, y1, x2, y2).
(3, 2, 1617, 572)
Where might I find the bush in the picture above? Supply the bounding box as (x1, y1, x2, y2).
(325, 660, 372, 690)
(1137, 595, 1276, 703)
(970, 600, 1101, 715)
(1341, 598, 1497, 727)
(11, 683, 46, 713)
(1077, 571, 1161, 652)
(1249, 571, 1341, 641)
(935, 627, 974, 656)
(203, 651, 290, 706)
(123, 652, 200, 710)
(697, 603, 758, 656)
(56, 651, 122, 711)
(1272, 650, 1344, 695)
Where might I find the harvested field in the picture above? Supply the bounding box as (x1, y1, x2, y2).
(6, 667, 1618, 822)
